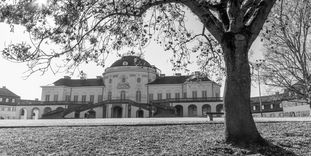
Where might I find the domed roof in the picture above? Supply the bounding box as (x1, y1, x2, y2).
(110, 55, 152, 68)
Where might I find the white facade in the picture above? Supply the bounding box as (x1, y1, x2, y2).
(2, 55, 224, 119)
(102, 66, 157, 103)
(41, 86, 104, 103)
(282, 100, 311, 117)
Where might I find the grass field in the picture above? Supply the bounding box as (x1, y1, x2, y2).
(0, 122, 310, 155)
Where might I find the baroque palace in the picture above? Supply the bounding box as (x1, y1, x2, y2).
(1, 55, 310, 119)
(0, 55, 223, 119)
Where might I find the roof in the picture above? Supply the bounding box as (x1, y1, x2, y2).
(187, 76, 211, 82)
(251, 93, 285, 103)
(53, 78, 105, 87)
(148, 76, 191, 85)
(110, 55, 152, 68)
(148, 75, 212, 85)
(0, 87, 20, 98)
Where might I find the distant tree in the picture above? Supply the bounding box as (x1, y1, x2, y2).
(261, 0, 311, 105)
(0, 0, 276, 145)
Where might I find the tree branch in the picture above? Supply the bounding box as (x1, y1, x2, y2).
(247, 0, 277, 44)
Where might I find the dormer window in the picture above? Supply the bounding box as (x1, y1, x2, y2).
(123, 61, 128, 66)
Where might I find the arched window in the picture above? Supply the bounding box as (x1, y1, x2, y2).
(202, 104, 211, 116)
(188, 105, 197, 117)
(216, 104, 223, 113)
(85, 110, 96, 118)
(31, 108, 40, 120)
(21, 109, 25, 115)
(20, 108, 27, 119)
(56, 107, 64, 111)
(112, 106, 123, 118)
(136, 110, 144, 118)
(136, 91, 141, 102)
(175, 105, 183, 117)
(43, 107, 52, 114)
(216, 104, 223, 117)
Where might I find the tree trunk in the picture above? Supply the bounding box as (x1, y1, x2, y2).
(222, 32, 265, 145)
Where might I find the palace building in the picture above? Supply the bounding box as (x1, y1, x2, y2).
(0, 55, 223, 119)
(1, 55, 309, 120)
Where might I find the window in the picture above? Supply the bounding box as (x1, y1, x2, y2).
(7, 107, 11, 111)
(261, 105, 265, 110)
(157, 93, 162, 100)
(279, 103, 282, 108)
(45, 95, 50, 102)
(192, 91, 197, 99)
(202, 91, 207, 98)
(136, 91, 141, 102)
(120, 91, 126, 100)
(109, 79, 112, 84)
(253, 106, 256, 111)
(6, 98, 9, 102)
(90, 95, 94, 103)
(98, 95, 103, 102)
(175, 93, 180, 99)
(166, 93, 171, 99)
(149, 94, 153, 101)
(74, 95, 79, 102)
(12, 99, 16, 103)
(137, 77, 141, 83)
(82, 95, 87, 102)
(0, 98, 2, 102)
(215, 93, 220, 97)
(270, 104, 274, 109)
(65, 95, 71, 101)
(183, 92, 187, 98)
(108, 92, 112, 100)
(123, 61, 128, 66)
(53, 95, 58, 101)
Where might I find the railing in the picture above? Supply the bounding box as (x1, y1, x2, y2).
(42, 99, 154, 119)
(18, 101, 93, 106)
(150, 97, 223, 103)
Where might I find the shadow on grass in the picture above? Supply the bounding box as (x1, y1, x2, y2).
(236, 141, 298, 156)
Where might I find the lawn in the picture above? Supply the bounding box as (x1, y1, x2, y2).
(0, 122, 310, 155)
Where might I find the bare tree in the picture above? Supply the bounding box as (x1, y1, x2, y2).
(261, 0, 311, 105)
(0, 0, 276, 145)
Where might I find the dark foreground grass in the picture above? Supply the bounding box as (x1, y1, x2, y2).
(0, 122, 310, 156)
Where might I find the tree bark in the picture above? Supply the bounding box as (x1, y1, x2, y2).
(222, 32, 265, 145)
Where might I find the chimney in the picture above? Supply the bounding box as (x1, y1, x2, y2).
(96, 76, 102, 79)
(64, 76, 71, 79)
(175, 73, 181, 76)
(35, 98, 39, 101)
(160, 74, 165, 77)
(2, 86, 6, 89)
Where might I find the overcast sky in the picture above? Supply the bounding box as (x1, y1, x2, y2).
(0, 12, 273, 100)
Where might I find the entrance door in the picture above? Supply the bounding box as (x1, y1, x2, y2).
(175, 105, 183, 117)
(136, 110, 144, 118)
(112, 106, 123, 118)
